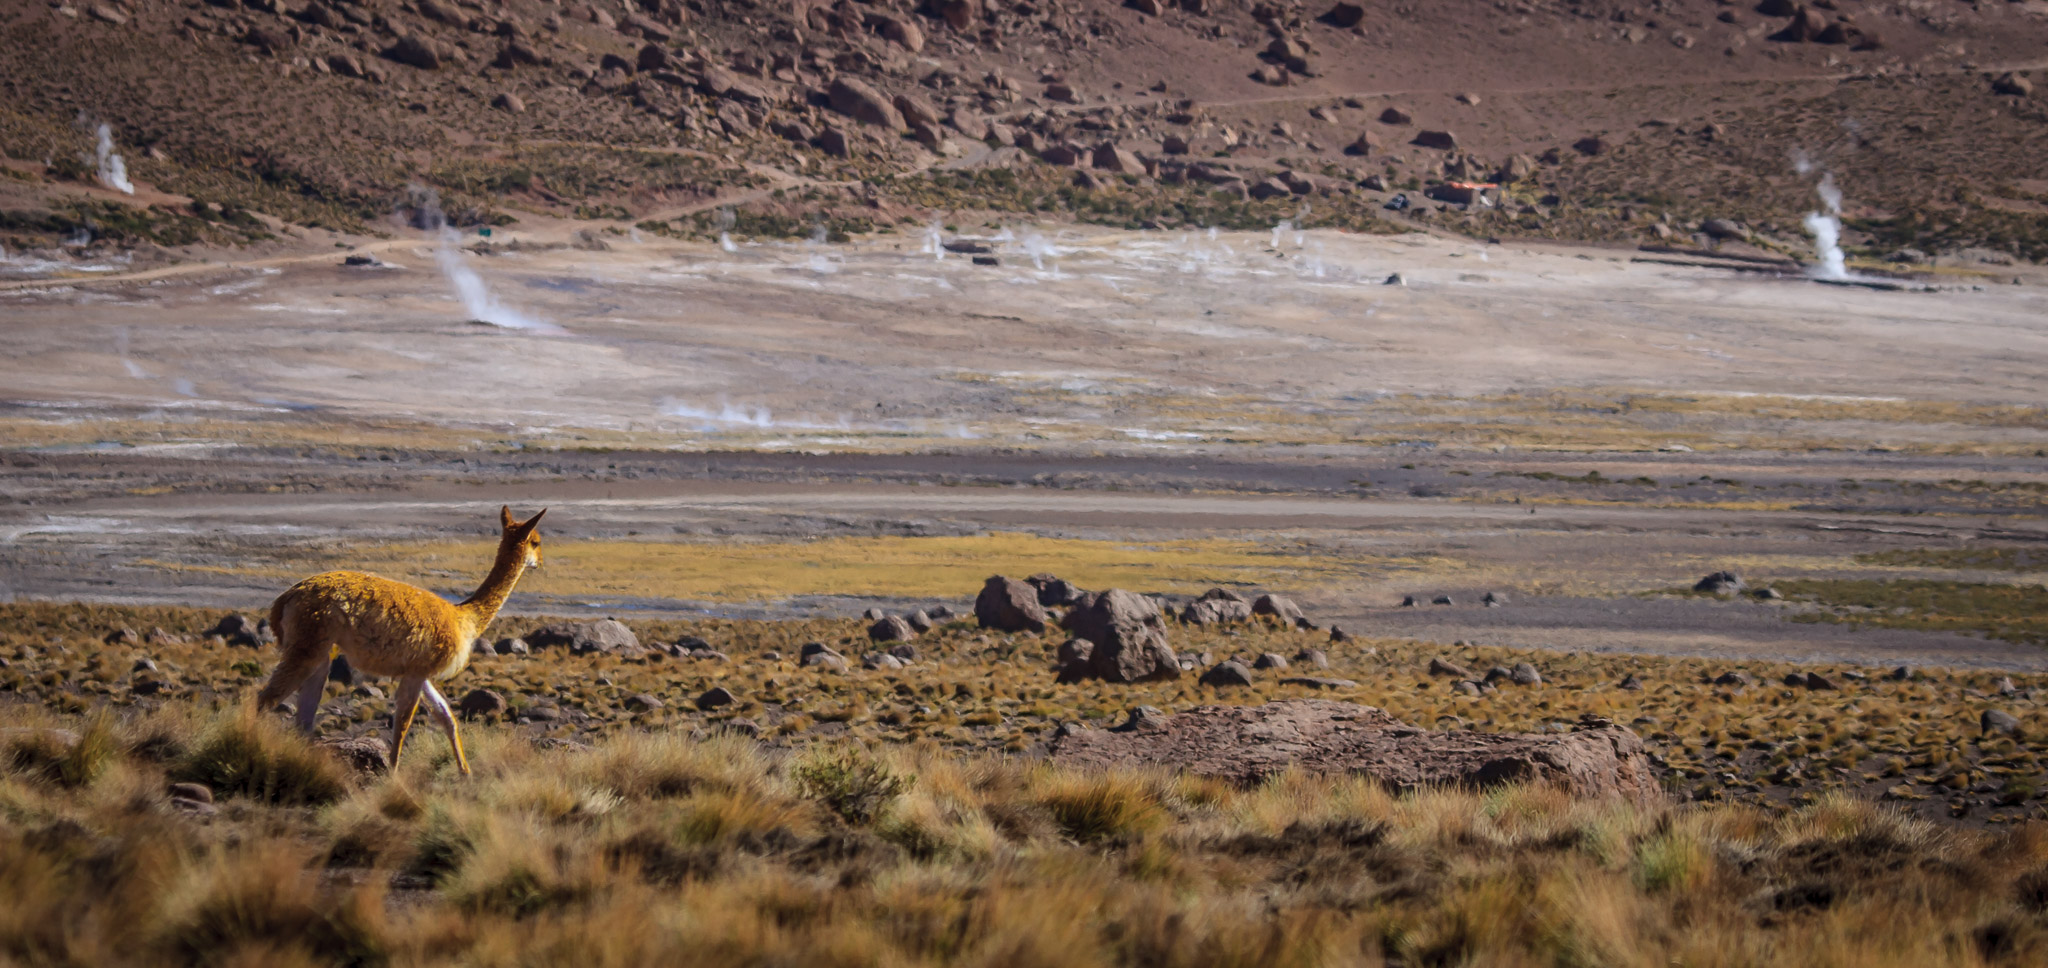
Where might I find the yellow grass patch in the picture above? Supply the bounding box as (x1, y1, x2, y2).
(345, 532, 1359, 602)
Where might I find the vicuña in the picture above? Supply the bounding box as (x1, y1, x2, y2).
(255, 505, 547, 774)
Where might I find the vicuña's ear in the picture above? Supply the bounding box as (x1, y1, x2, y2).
(500, 505, 516, 530)
(521, 508, 548, 531)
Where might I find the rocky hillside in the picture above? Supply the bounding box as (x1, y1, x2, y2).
(5, 0, 2048, 260)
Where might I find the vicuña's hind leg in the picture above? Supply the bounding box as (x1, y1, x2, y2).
(291, 655, 333, 734)
(390, 677, 425, 767)
(420, 681, 471, 776)
(254, 631, 327, 712)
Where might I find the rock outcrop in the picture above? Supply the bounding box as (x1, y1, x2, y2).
(1050, 700, 1663, 804)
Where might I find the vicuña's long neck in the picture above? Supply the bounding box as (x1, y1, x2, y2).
(457, 545, 525, 629)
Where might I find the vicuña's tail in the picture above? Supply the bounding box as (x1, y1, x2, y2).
(254, 587, 323, 710)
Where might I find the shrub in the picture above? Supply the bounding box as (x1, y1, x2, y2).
(791, 748, 914, 825)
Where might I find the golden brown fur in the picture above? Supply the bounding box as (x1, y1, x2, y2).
(254, 506, 546, 774)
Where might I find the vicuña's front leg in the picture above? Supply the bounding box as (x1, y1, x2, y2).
(390, 677, 425, 768)
(421, 681, 471, 776)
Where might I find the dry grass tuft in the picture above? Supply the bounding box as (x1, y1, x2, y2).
(171, 710, 347, 806)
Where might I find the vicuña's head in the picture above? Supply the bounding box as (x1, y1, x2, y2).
(498, 505, 548, 569)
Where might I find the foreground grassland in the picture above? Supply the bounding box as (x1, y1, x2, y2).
(3, 603, 2047, 965)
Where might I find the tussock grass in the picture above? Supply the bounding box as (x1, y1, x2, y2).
(171, 710, 346, 806)
(0, 702, 2044, 965)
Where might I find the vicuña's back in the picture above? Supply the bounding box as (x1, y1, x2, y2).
(255, 506, 547, 775)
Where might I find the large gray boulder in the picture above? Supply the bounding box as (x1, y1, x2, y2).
(976, 575, 1052, 633)
(1062, 588, 1180, 683)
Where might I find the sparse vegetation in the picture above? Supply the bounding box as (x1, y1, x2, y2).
(1776, 579, 2048, 648)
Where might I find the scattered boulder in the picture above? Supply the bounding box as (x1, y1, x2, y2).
(1453, 680, 1482, 697)
(207, 614, 265, 648)
(1050, 700, 1663, 804)
(1982, 709, 2022, 737)
(862, 607, 887, 621)
(1199, 660, 1255, 687)
(1251, 594, 1306, 627)
(1399, 595, 1419, 607)
(1321, 2, 1365, 28)
(1054, 638, 1096, 684)
(1026, 574, 1088, 607)
(1252, 652, 1290, 671)
(458, 689, 507, 720)
(1510, 662, 1542, 686)
(1713, 671, 1752, 687)
(1293, 648, 1330, 669)
(1994, 72, 2033, 98)
(1701, 219, 1746, 241)
(801, 642, 849, 671)
(1431, 595, 1454, 606)
(1429, 657, 1472, 678)
(1752, 587, 1783, 601)
(526, 619, 645, 658)
(869, 615, 917, 642)
(1280, 676, 1357, 690)
(1804, 672, 1837, 690)
(624, 693, 665, 713)
(1619, 674, 1644, 691)
(829, 76, 905, 130)
(976, 575, 1052, 634)
(1328, 627, 1350, 643)
(319, 735, 391, 775)
(494, 637, 530, 655)
(862, 653, 904, 670)
(1694, 571, 1746, 595)
(1887, 666, 1912, 681)
(1482, 591, 1508, 607)
(384, 35, 445, 70)
(697, 686, 736, 710)
(167, 782, 212, 805)
(491, 93, 525, 113)
(1181, 597, 1253, 626)
(1413, 129, 1457, 150)
(1063, 589, 1180, 683)
(887, 642, 917, 662)
(1379, 106, 1412, 125)
(905, 610, 934, 633)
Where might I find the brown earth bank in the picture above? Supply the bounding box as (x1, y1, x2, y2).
(5, 0, 2048, 267)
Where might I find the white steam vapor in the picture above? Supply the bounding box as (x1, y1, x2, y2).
(412, 187, 561, 333)
(1803, 172, 1849, 282)
(94, 124, 133, 195)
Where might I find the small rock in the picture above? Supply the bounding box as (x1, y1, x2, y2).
(1994, 72, 2033, 98)
(1293, 648, 1330, 669)
(1694, 571, 1746, 595)
(1280, 676, 1357, 690)
(1431, 595, 1454, 606)
(1804, 673, 1837, 690)
(905, 610, 934, 633)
(887, 642, 916, 662)
(1429, 657, 1472, 678)
(1328, 627, 1350, 643)
(1510, 662, 1542, 686)
(1452, 680, 1482, 697)
(132, 657, 157, 673)
(714, 718, 760, 738)
(1117, 706, 1169, 731)
(1713, 671, 1752, 687)
(495, 637, 529, 655)
(1995, 677, 2017, 696)
(869, 615, 917, 642)
(167, 782, 212, 804)
(1752, 587, 1783, 601)
(1783, 672, 1808, 688)
(491, 92, 525, 113)
(1700, 220, 1746, 241)
(1887, 666, 1912, 681)
(862, 652, 904, 670)
(1619, 674, 1643, 691)
(1482, 591, 1508, 607)
(696, 686, 736, 710)
(624, 693, 665, 713)
(1982, 709, 2021, 737)
(105, 627, 139, 646)
(863, 607, 886, 621)
(1399, 595, 1419, 607)
(1379, 106, 1412, 125)
(1199, 661, 1255, 687)
(1252, 652, 1289, 670)
(458, 689, 506, 720)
